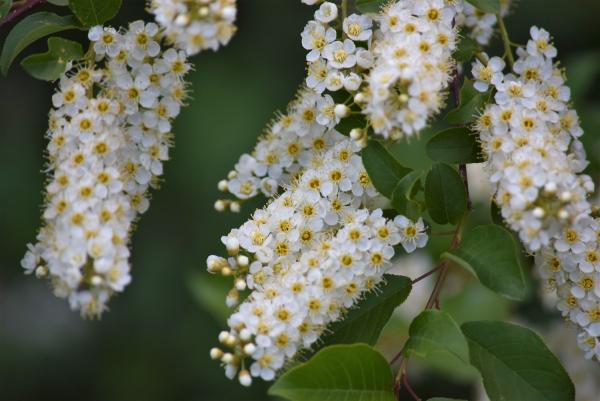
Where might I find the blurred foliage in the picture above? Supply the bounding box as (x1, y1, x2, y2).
(0, 1, 599, 400)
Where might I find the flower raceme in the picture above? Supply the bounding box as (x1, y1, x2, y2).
(216, 1, 467, 209)
(21, 21, 192, 317)
(473, 27, 600, 360)
(150, 0, 237, 56)
(208, 136, 428, 385)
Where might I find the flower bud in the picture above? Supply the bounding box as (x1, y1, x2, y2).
(243, 343, 256, 355)
(221, 352, 234, 364)
(90, 275, 103, 286)
(533, 207, 545, 219)
(226, 288, 240, 308)
(218, 331, 230, 344)
(227, 170, 238, 180)
(349, 128, 364, 141)
(210, 347, 223, 360)
(544, 182, 557, 193)
(235, 278, 247, 291)
(35, 266, 48, 278)
(236, 254, 249, 267)
(239, 370, 252, 387)
(558, 209, 570, 220)
(230, 201, 241, 213)
(221, 266, 233, 276)
(226, 237, 240, 255)
(217, 180, 229, 192)
(560, 191, 572, 202)
(354, 93, 365, 104)
(239, 328, 252, 342)
(214, 200, 226, 212)
(334, 104, 350, 119)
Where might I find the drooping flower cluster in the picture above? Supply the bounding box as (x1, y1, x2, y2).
(474, 27, 600, 360)
(363, 0, 459, 139)
(150, 0, 237, 55)
(21, 21, 191, 317)
(208, 137, 428, 385)
(217, 1, 465, 208)
(456, 0, 511, 45)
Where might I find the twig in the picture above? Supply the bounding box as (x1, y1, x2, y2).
(497, 14, 515, 68)
(0, 0, 45, 29)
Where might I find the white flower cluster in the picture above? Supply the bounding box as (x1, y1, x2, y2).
(208, 137, 428, 385)
(474, 27, 600, 360)
(21, 21, 191, 317)
(456, 0, 511, 45)
(363, 0, 459, 139)
(150, 0, 237, 55)
(216, 88, 351, 208)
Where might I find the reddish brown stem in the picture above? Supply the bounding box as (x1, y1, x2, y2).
(0, 0, 46, 29)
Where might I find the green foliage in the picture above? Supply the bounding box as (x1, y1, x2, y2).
(566, 51, 600, 102)
(319, 275, 412, 347)
(0, 12, 80, 76)
(442, 225, 527, 300)
(355, 0, 386, 13)
(424, 163, 467, 225)
(269, 344, 396, 401)
(20, 36, 83, 81)
(426, 127, 483, 164)
(454, 35, 480, 63)
(0, 0, 11, 20)
(404, 310, 470, 368)
(465, 0, 501, 14)
(391, 171, 424, 220)
(445, 79, 490, 125)
(362, 140, 412, 198)
(462, 321, 575, 401)
(68, 0, 122, 26)
(48, 0, 69, 5)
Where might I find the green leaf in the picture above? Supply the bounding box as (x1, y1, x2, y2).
(0, 12, 80, 76)
(362, 140, 412, 198)
(424, 163, 467, 225)
(391, 171, 424, 220)
(0, 0, 11, 20)
(426, 127, 483, 164)
(319, 275, 412, 347)
(454, 35, 480, 63)
(68, 0, 122, 26)
(442, 224, 526, 300)
(404, 310, 470, 368)
(269, 344, 396, 401)
(462, 321, 575, 401)
(20, 36, 83, 81)
(48, 0, 69, 5)
(465, 0, 501, 14)
(355, 0, 386, 13)
(445, 79, 490, 125)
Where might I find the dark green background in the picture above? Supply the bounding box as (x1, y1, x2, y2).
(0, 1, 599, 400)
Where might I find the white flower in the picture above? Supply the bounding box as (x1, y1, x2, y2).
(323, 39, 357, 69)
(472, 56, 505, 92)
(315, 2, 338, 23)
(343, 14, 372, 41)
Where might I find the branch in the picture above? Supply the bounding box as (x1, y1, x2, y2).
(0, 0, 45, 29)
